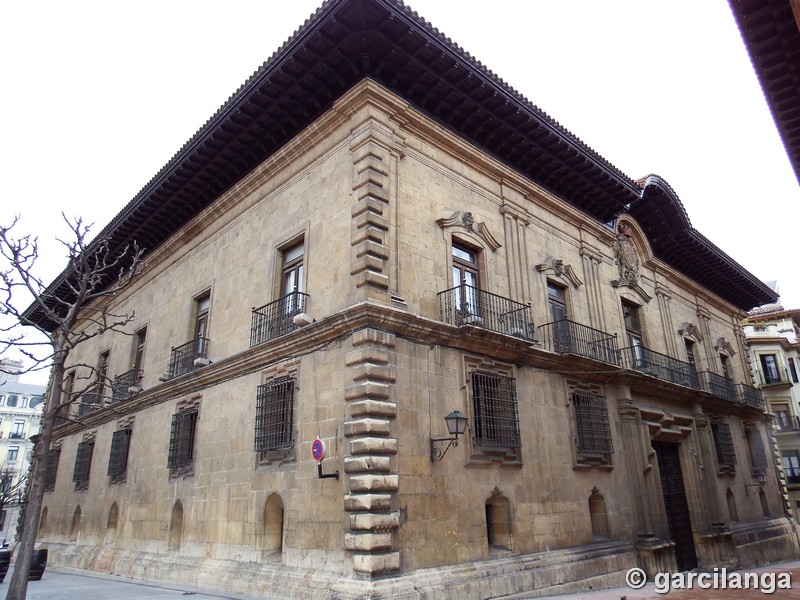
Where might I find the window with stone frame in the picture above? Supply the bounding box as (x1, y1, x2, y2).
(745, 423, 769, 477)
(72, 439, 95, 491)
(470, 371, 520, 452)
(571, 389, 614, 468)
(255, 376, 295, 460)
(44, 446, 61, 492)
(107, 427, 133, 484)
(168, 406, 199, 477)
(711, 421, 737, 474)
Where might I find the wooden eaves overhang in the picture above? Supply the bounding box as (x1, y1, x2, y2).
(25, 0, 777, 330)
(728, 0, 800, 186)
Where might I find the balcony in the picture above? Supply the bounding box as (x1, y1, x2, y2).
(167, 337, 210, 379)
(537, 319, 620, 365)
(775, 414, 800, 432)
(76, 391, 105, 416)
(756, 368, 792, 387)
(111, 369, 142, 403)
(737, 383, 765, 411)
(620, 346, 698, 389)
(785, 466, 800, 486)
(697, 371, 737, 403)
(438, 283, 534, 341)
(251, 291, 309, 347)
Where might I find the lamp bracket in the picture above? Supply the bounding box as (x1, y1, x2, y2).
(430, 436, 459, 462)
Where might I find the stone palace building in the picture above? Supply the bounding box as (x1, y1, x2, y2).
(28, 1, 799, 597)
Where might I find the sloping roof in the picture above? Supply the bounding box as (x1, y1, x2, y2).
(728, 0, 800, 185)
(25, 0, 777, 328)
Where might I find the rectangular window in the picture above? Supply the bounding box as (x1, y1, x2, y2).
(133, 327, 147, 375)
(471, 372, 520, 449)
(168, 408, 199, 475)
(72, 440, 94, 491)
(711, 422, 737, 472)
(96, 350, 110, 400)
(622, 300, 644, 365)
(107, 428, 133, 484)
(44, 447, 61, 492)
(789, 358, 799, 383)
(10, 420, 24, 439)
(747, 427, 768, 472)
(572, 392, 614, 457)
(6, 447, 18, 463)
(452, 242, 481, 318)
(282, 241, 305, 296)
(255, 377, 295, 456)
(194, 294, 211, 340)
(760, 354, 782, 384)
(720, 354, 731, 380)
(784, 450, 800, 484)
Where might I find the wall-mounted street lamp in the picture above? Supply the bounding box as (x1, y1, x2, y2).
(430, 410, 468, 462)
(744, 469, 767, 495)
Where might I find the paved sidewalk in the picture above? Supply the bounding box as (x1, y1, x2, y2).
(0, 565, 275, 600)
(533, 561, 800, 599)
(0, 561, 796, 599)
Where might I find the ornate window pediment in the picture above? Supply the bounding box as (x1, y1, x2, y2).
(535, 258, 583, 288)
(437, 211, 501, 251)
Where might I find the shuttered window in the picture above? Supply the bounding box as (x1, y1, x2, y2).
(712, 422, 737, 468)
(255, 377, 294, 453)
(72, 441, 94, 491)
(572, 392, 614, 455)
(747, 429, 768, 471)
(471, 372, 520, 448)
(44, 447, 61, 492)
(168, 409, 198, 472)
(107, 428, 132, 483)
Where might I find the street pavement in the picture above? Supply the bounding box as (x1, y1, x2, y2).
(0, 561, 796, 599)
(0, 564, 274, 600)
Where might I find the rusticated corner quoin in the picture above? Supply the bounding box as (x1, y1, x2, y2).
(343, 328, 399, 576)
(350, 125, 392, 301)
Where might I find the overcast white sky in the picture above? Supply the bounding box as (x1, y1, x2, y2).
(1, 1, 798, 381)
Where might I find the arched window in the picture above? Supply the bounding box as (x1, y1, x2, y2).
(263, 493, 284, 556)
(38, 506, 48, 538)
(588, 488, 610, 539)
(106, 502, 119, 545)
(70, 506, 81, 542)
(726, 488, 738, 522)
(485, 493, 512, 551)
(169, 501, 183, 551)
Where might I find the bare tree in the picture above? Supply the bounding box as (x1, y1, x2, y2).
(0, 215, 142, 600)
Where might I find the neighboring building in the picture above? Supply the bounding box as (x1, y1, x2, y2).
(0, 359, 45, 543)
(743, 304, 800, 521)
(25, 1, 798, 598)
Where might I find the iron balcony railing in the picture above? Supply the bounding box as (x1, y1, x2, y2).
(537, 319, 620, 365)
(167, 337, 210, 379)
(756, 367, 791, 386)
(620, 345, 699, 389)
(437, 283, 534, 341)
(737, 383, 765, 411)
(697, 371, 737, 403)
(775, 414, 800, 432)
(76, 391, 105, 416)
(251, 291, 310, 347)
(785, 466, 800, 485)
(111, 369, 142, 403)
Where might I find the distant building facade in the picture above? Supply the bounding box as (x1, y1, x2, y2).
(743, 305, 800, 521)
(0, 359, 45, 543)
(27, 1, 798, 598)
